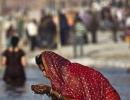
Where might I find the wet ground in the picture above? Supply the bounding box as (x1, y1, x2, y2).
(0, 66, 130, 100)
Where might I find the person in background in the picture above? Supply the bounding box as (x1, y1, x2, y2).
(101, 6, 118, 42)
(59, 11, 70, 45)
(38, 15, 56, 49)
(73, 14, 87, 58)
(124, 8, 130, 47)
(31, 51, 120, 100)
(26, 19, 38, 51)
(2, 36, 26, 86)
(5, 25, 17, 47)
(17, 16, 25, 38)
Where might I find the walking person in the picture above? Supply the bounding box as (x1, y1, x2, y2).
(73, 14, 87, 58)
(26, 19, 38, 51)
(2, 36, 26, 86)
(31, 51, 120, 100)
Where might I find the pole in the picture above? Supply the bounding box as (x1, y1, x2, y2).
(0, 0, 5, 66)
(55, 0, 61, 50)
(0, 0, 7, 66)
(0, 19, 2, 66)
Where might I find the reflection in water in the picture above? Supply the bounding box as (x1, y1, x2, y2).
(0, 81, 50, 100)
(33, 94, 50, 100)
(3, 84, 27, 100)
(0, 67, 130, 100)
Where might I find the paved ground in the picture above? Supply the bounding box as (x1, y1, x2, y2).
(28, 42, 130, 68)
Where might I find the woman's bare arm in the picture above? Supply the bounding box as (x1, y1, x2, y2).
(21, 56, 27, 66)
(2, 56, 6, 65)
(31, 84, 67, 100)
(50, 89, 66, 100)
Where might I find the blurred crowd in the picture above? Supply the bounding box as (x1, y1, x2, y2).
(1, 0, 130, 51)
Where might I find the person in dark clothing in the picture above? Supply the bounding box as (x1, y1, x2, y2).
(2, 36, 26, 86)
(6, 25, 17, 47)
(59, 12, 70, 45)
(81, 10, 99, 44)
(88, 11, 99, 44)
(38, 15, 57, 49)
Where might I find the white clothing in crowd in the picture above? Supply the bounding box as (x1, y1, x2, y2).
(26, 21, 38, 36)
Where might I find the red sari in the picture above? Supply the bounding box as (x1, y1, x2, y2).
(42, 51, 120, 100)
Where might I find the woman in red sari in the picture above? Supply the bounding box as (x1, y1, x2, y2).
(31, 51, 120, 100)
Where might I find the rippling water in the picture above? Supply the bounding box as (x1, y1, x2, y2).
(0, 66, 130, 100)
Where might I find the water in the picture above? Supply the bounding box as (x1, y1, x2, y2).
(98, 67, 130, 100)
(0, 66, 50, 100)
(0, 66, 130, 100)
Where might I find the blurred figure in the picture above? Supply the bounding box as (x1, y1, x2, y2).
(31, 51, 120, 100)
(111, 0, 130, 7)
(124, 10, 130, 47)
(80, 9, 99, 43)
(115, 7, 125, 30)
(127, 67, 130, 72)
(38, 15, 56, 49)
(112, 15, 119, 42)
(26, 19, 38, 51)
(59, 11, 70, 45)
(17, 16, 25, 38)
(2, 36, 26, 86)
(89, 10, 99, 44)
(73, 14, 87, 58)
(5, 25, 17, 47)
(100, 6, 118, 42)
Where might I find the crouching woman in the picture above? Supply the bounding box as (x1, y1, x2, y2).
(31, 51, 120, 100)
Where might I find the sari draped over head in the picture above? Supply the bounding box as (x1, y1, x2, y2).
(41, 51, 120, 100)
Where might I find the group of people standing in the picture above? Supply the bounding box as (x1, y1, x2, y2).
(5, 13, 57, 51)
(4, 9, 99, 52)
(4, 3, 130, 54)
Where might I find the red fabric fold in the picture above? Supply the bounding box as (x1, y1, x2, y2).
(42, 51, 120, 100)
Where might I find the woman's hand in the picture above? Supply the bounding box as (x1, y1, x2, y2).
(31, 84, 51, 95)
(31, 84, 67, 100)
